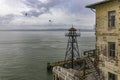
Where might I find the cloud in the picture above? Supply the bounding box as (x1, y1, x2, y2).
(21, 0, 66, 17)
(0, 0, 29, 16)
(21, 0, 103, 17)
(0, 0, 103, 29)
(0, 14, 15, 25)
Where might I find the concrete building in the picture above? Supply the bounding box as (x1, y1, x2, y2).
(86, 0, 120, 80)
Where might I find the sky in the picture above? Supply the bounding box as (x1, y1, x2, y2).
(0, 0, 103, 30)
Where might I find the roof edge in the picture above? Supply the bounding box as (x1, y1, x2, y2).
(86, 0, 111, 9)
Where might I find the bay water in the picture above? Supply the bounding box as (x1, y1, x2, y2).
(0, 31, 95, 80)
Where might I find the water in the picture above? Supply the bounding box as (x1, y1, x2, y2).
(0, 31, 95, 80)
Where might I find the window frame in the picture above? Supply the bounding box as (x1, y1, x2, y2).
(108, 72, 117, 80)
(108, 42, 116, 58)
(108, 10, 116, 28)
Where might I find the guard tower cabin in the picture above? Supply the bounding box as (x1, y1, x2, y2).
(86, 0, 120, 80)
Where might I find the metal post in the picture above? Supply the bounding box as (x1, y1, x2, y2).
(71, 35, 74, 68)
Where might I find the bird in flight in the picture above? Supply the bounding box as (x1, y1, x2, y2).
(25, 13, 28, 16)
(49, 20, 52, 23)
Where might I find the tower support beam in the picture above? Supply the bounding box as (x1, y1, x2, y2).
(65, 27, 80, 69)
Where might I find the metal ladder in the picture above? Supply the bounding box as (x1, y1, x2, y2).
(85, 57, 104, 80)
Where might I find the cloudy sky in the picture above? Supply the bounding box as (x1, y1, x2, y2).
(0, 0, 103, 30)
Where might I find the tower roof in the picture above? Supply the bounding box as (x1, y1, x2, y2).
(69, 27, 77, 31)
(86, 0, 113, 9)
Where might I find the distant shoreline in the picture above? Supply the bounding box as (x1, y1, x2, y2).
(0, 29, 95, 32)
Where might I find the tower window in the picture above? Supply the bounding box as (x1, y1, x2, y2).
(108, 72, 117, 80)
(108, 42, 115, 58)
(108, 11, 116, 28)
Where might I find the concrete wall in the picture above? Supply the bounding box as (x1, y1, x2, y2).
(95, 0, 120, 80)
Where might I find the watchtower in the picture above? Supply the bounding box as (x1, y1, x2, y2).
(65, 26, 80, 69)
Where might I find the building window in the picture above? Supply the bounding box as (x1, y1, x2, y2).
(108, 11, 116, 28)
(108, 42, 115, 58)
(108, 72, 117, 80)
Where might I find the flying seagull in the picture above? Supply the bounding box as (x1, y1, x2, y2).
(25, 13, 28, 16)
(49, 20, 52, 23)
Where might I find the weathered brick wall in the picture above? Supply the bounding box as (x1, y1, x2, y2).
(95, 0, 120, 80)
